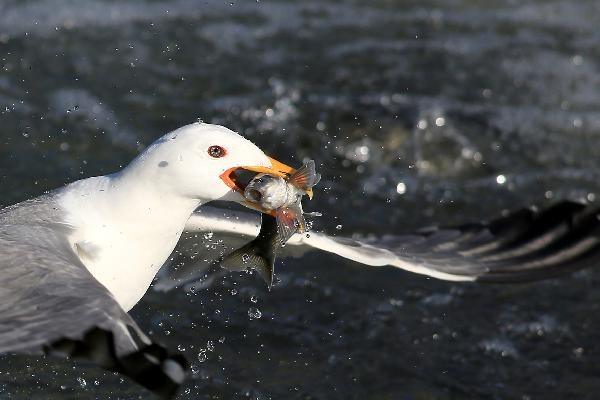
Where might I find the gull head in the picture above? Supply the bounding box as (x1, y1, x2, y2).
(123, 123, 295, 205)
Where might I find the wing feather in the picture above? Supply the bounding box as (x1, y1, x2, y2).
(178, 200, 600, 285)
(0, 196, 186, 399)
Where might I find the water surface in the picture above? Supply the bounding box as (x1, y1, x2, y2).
(1, 1, 600, 399)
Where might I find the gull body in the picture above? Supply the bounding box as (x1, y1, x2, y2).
(0, 122, 294, 397)
(58, 175, 197, 311)
(57, 123, 271, 310)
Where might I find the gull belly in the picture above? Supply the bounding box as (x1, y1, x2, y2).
(59, 175, 201, 311)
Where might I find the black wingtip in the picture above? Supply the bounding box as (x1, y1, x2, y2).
(441, 200, 600, 283)
(119, 343, 188, 399)
(46, 327, 188, 399)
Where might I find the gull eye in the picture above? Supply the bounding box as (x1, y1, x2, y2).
(208, 145, 227, 158)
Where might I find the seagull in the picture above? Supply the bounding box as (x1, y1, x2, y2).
(1, 122, 599, 398)
(0, 123, 296, 398)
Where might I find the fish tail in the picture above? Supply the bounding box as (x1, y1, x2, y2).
(289, 160, 321, 191)
(221, 240, 275, 288)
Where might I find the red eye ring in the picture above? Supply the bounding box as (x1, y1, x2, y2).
(208, 145, 227, 158)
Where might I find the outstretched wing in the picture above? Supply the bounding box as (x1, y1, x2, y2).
(168, 200, 600, 288)
(313, 200, 600, 282)
(0, 198, 186, 399)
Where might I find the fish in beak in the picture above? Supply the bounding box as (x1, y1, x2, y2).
(220, 156, 314, 203)
(218, 159, 321, 288)
(244, 159, 320, 235)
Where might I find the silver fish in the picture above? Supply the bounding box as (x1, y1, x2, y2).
(220, 160, 321, 287)
(244, 159, 321, 244)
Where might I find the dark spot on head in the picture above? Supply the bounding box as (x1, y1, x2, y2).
(158, 161, 169, 168)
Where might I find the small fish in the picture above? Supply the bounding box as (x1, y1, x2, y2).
(243, 160, 321, 244)
(220, 160, 321, 287)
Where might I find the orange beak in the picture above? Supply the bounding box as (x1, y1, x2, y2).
(220, 156, 295, 192)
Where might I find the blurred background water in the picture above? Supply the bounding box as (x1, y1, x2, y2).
(1, 0, 600, 399)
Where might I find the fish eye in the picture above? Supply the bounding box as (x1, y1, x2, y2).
(208, 145, 227, 158)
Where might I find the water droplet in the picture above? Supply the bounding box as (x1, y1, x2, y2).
(248, 307, 262, 320)
(336, 224, 343, 230)
(206, 340, 214, 352)
(230, 288, 238, 295)
(250, 295, 258, 303)
(396, 182, 406, 194)
(496, 174, 506, 185)
(177, 344, 185, 351)
(197, 350, 207, 362)
(587, 193, 596, 202)
(389, 298, 403, 307)
(77, 377, 87, 388)
(219, 336, 226, 343)
(354, 145, 370, 162)
(242, 253, 250, 262)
